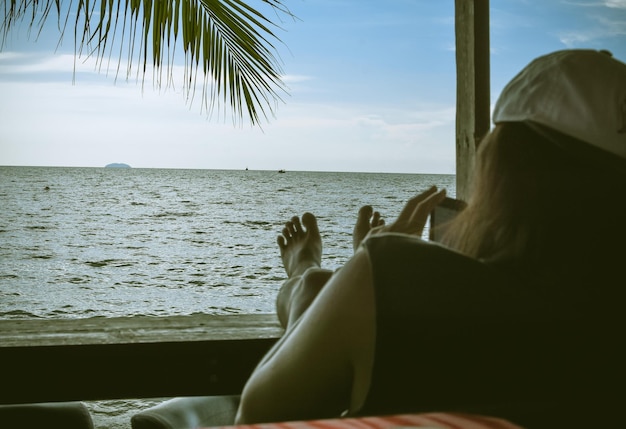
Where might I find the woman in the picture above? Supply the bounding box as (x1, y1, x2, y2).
(235, 50, 626, 427)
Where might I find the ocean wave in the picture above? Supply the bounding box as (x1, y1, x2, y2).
(0, 274, 19, 280)
(85, 260, 115, 268)
(30, 254, 54, 260)
(152, 211, 196, 218)
(84, 259, 134, 268)
(46, 308, 99, 318)
(68, 276, 91, 284)
(0, 309, 42, 318)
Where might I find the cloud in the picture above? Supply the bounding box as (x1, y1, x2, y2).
(0, 52, 29, 61)
(0, 50, 183, 83)
(0, 50, 290, 125)
(558, 14, 626, 46)
(0, 52, 92, 74)
(0, 72, 456, 173)
(605, 0, 626, 8)
(282, 74, 313, 83)
(555, 0, 626, 46)
(599, 0, 626, 8)
(563, 0, 626, 8)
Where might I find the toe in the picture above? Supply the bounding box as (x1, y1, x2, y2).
(291, 216, 303, 236)
(357, 205, 373, 222)
(371, 211, 383, 227)
(277, 235, 287, 250)
(301, 212, 319, 236)
(283, 225, 292, 240)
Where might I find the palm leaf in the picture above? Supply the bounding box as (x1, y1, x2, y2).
(1, 0, 292, 125)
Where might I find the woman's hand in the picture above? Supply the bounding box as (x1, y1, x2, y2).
(368, 186, 447, 238)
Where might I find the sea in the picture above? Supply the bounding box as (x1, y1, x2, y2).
(0, 166, 455, 428)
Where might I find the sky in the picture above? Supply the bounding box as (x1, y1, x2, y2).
(1, 0, 625, 174)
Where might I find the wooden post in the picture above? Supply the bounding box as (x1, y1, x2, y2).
(455, 0, 490, 200)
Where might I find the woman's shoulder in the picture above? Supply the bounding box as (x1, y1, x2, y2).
(362, 233, 541, 317)
(363, 233, 498, 276)
(364, 232, 470, 256)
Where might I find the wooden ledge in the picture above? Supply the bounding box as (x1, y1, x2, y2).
(0, 314, 283, 405)
(0, 314, 282, 347)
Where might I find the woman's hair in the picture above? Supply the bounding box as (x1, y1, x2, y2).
(443, 122, 626, 274)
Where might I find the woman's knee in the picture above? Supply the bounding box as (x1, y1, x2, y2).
(301, 268, 333, 291)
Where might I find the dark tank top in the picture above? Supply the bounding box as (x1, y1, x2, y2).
(358, 233, 623, 425)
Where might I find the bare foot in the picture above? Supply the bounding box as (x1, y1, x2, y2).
(278, 212, 323, 278)
(353, 205, 384, 252)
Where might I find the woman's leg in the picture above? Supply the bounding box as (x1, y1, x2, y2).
(275, 206, 383, 329)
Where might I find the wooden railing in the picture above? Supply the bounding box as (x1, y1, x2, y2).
(0, 314, 282, 405)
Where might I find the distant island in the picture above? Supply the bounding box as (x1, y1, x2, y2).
(105, 163, 131, 168)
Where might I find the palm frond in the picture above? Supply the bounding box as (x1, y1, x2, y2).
(1, 0, 293, 125)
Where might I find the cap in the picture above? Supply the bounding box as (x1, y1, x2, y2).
(493, 49, 626, 162)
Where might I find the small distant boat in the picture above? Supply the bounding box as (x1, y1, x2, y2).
(278, 169, 286, 173)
